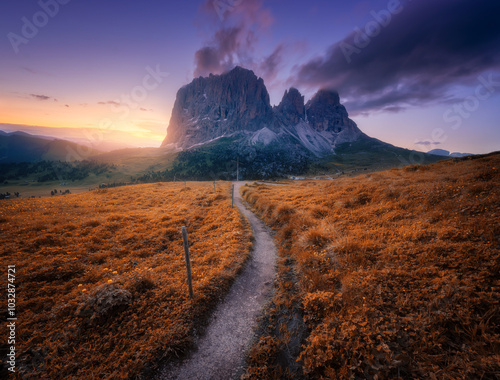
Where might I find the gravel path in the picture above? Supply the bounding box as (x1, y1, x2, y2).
(158, 182, 277, 380)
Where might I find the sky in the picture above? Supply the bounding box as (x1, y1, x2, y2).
(0, 0, 499, 154)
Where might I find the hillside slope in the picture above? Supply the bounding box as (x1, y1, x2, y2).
(0, 131, 102, 163)
(242, 152, 500, 379)
(0, 182, 252, 379)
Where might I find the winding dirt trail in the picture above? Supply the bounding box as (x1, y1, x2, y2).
(158, 182, 277, 380)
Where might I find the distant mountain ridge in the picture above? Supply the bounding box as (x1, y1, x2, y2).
(0, 130, 102, 163)
(161, 66, 364, 156)
(428, 149, 472, 158)
(0, 130, 56, 141)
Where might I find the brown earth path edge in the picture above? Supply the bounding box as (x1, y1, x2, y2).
(157, 181, 277, 380)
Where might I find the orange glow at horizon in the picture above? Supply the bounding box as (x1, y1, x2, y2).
(0, 94, 169, 149)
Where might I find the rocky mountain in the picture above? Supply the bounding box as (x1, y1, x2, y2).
(161, 66, 364, 156)
(162, 66, 274, 149)
(275, 87, 304, 125)
(160, 67, 444, 179)
(305, 90, 361, 144)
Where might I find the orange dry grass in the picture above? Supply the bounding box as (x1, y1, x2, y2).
(243, 154, 500, 379)
(0, 182, 252, 379)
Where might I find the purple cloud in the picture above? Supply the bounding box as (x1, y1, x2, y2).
(30, 94, 52, 101)
(291, 0, 500, 114)
(258, 44, 284, 83)
(194, 0, 274, 78)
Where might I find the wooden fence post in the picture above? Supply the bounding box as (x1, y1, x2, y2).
(181, 226, 193, 299)
(231, 184, 234, 208)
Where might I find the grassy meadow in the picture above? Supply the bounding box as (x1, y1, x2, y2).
(242, 153, 500, 379)
(1, 152, 498, 379)
(0, 182, 252, 379)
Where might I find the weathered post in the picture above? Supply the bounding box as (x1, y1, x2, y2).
(213, 181, 216, 192)
(181, 226, 193, 299)
(236, 157, 239, 181)
(231, 184, 234, 208)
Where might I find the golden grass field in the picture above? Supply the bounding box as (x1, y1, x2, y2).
(242, 153, 500, 379)
(0, 182, 252, 379)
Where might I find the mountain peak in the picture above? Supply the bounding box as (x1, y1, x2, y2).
(162, 66, 272, 148)
(309, 89, 341, 107)
(229, 65, 252, 74)
(276, 87, 305, 125)
(161, 67, 363, 154)
(306, 89, 356, 135)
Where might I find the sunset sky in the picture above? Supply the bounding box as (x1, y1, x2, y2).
(1, 0, 499, 154)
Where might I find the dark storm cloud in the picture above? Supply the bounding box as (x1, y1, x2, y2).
(194, 0, 274, 78)
(292, 0, 500, 114)
(194, 26, 256, 77)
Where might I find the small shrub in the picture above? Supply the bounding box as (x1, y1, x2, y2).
(76, 283, 132, 324)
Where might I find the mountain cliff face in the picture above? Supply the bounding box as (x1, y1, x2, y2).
(304, 89, 363, 147)
(161, 66, 364, 156)
(275, 87, 305, 125)
(162, 66, 274, 148)
(306, 90, 357, 133)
